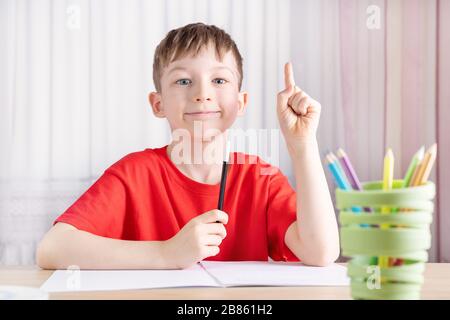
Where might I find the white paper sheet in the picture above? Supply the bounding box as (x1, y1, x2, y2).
(40, 261, 349, 293)
(200, 261, 350, 287)
(40, 263, 219, 293)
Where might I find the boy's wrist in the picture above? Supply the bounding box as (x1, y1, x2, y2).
(146, 240, 173, 269)
(158, 240, 171, 269)
(287, 138, 319, 159)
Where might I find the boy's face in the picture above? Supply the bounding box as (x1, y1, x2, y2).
(149, 44, 248, 141)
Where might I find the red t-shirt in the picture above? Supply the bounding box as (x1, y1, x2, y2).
(54, 145, 299, 262)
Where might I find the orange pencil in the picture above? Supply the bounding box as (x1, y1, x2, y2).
(411, 143, 437, 186)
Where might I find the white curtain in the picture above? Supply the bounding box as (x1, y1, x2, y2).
(0, 0, 291, 265)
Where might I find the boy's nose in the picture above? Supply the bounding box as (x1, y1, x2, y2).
(195, 97, 212, 102)
(192, 82, 213, 103)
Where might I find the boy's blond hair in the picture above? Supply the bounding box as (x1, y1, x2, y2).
(152, 22, 243, 93)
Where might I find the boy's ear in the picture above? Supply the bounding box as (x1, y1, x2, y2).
(148, 92, 166, 118)
(237, 91, 249, 117)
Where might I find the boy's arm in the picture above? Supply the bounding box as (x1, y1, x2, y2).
(284, 141, 340, 266)
(36, 209, 228, 270)
(276, 63, 339, 266)
(36, 222, 167, 270)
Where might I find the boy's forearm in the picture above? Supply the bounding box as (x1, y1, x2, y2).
(37, 228, 168, 270)
(288, 140, 340, 261)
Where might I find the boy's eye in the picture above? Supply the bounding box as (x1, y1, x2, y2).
(175, 78, 228, 86)
(176, 79, 192, 86)
(213, 78, 228, 85)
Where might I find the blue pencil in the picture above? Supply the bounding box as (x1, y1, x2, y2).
(325, 152, 363, 214)
(326, 153, 353, 191)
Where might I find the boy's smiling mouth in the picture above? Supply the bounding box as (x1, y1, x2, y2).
(184, 110, 221, 120)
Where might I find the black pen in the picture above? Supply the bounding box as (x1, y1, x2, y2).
(217, 142, 230, 213)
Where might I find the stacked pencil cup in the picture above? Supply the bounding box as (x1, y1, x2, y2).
(336, 180, 435, 300)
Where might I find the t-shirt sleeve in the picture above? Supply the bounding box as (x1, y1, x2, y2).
(53, 168, 127, 239)
(266, 166, 300, 262)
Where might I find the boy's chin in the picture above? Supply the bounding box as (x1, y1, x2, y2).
(175, 122, 231, 142)
(190, 129, 226, 142)
(170, 116, 237, 142)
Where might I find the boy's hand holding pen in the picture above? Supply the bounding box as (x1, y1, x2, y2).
(162, 209, 228, 269)
(163, 140, 232, 269)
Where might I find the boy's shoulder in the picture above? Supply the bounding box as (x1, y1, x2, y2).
(105, 146, 165, 176)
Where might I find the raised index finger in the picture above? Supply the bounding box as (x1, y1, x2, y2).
(284, 62, 295, 89)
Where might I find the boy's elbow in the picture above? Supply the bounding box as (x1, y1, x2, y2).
(302, 256, 336, 267)
(308, 238, 341, 267)
(36, 241, 49, 269)
(311, 253, 339, 267)
(36, 238, 56, 270)
(36, 223, 78, 269)
(301, 248, 340, 267)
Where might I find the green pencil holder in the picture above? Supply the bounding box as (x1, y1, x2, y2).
(336, 180, 435, 300)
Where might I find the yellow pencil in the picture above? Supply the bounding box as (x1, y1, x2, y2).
(382, 149, 394, 209)
(414, 143, 437, 186)
(379, 148, 394, 269)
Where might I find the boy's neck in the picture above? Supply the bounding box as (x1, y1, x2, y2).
(166, 135, 227, 185)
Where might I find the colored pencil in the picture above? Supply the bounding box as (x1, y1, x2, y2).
(325, 152, 362, 215)
(379, 148, 394, 268)
(325, 153, 352, 190)
(337, 148, 372, 213)
(392, 146, 425, 266)
(403, 146, 425, 188)
(414, 143, 437, 186)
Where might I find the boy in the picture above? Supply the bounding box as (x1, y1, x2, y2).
(36, 23, 339, 270)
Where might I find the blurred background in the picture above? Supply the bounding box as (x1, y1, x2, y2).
(0, 0, 449, 265)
